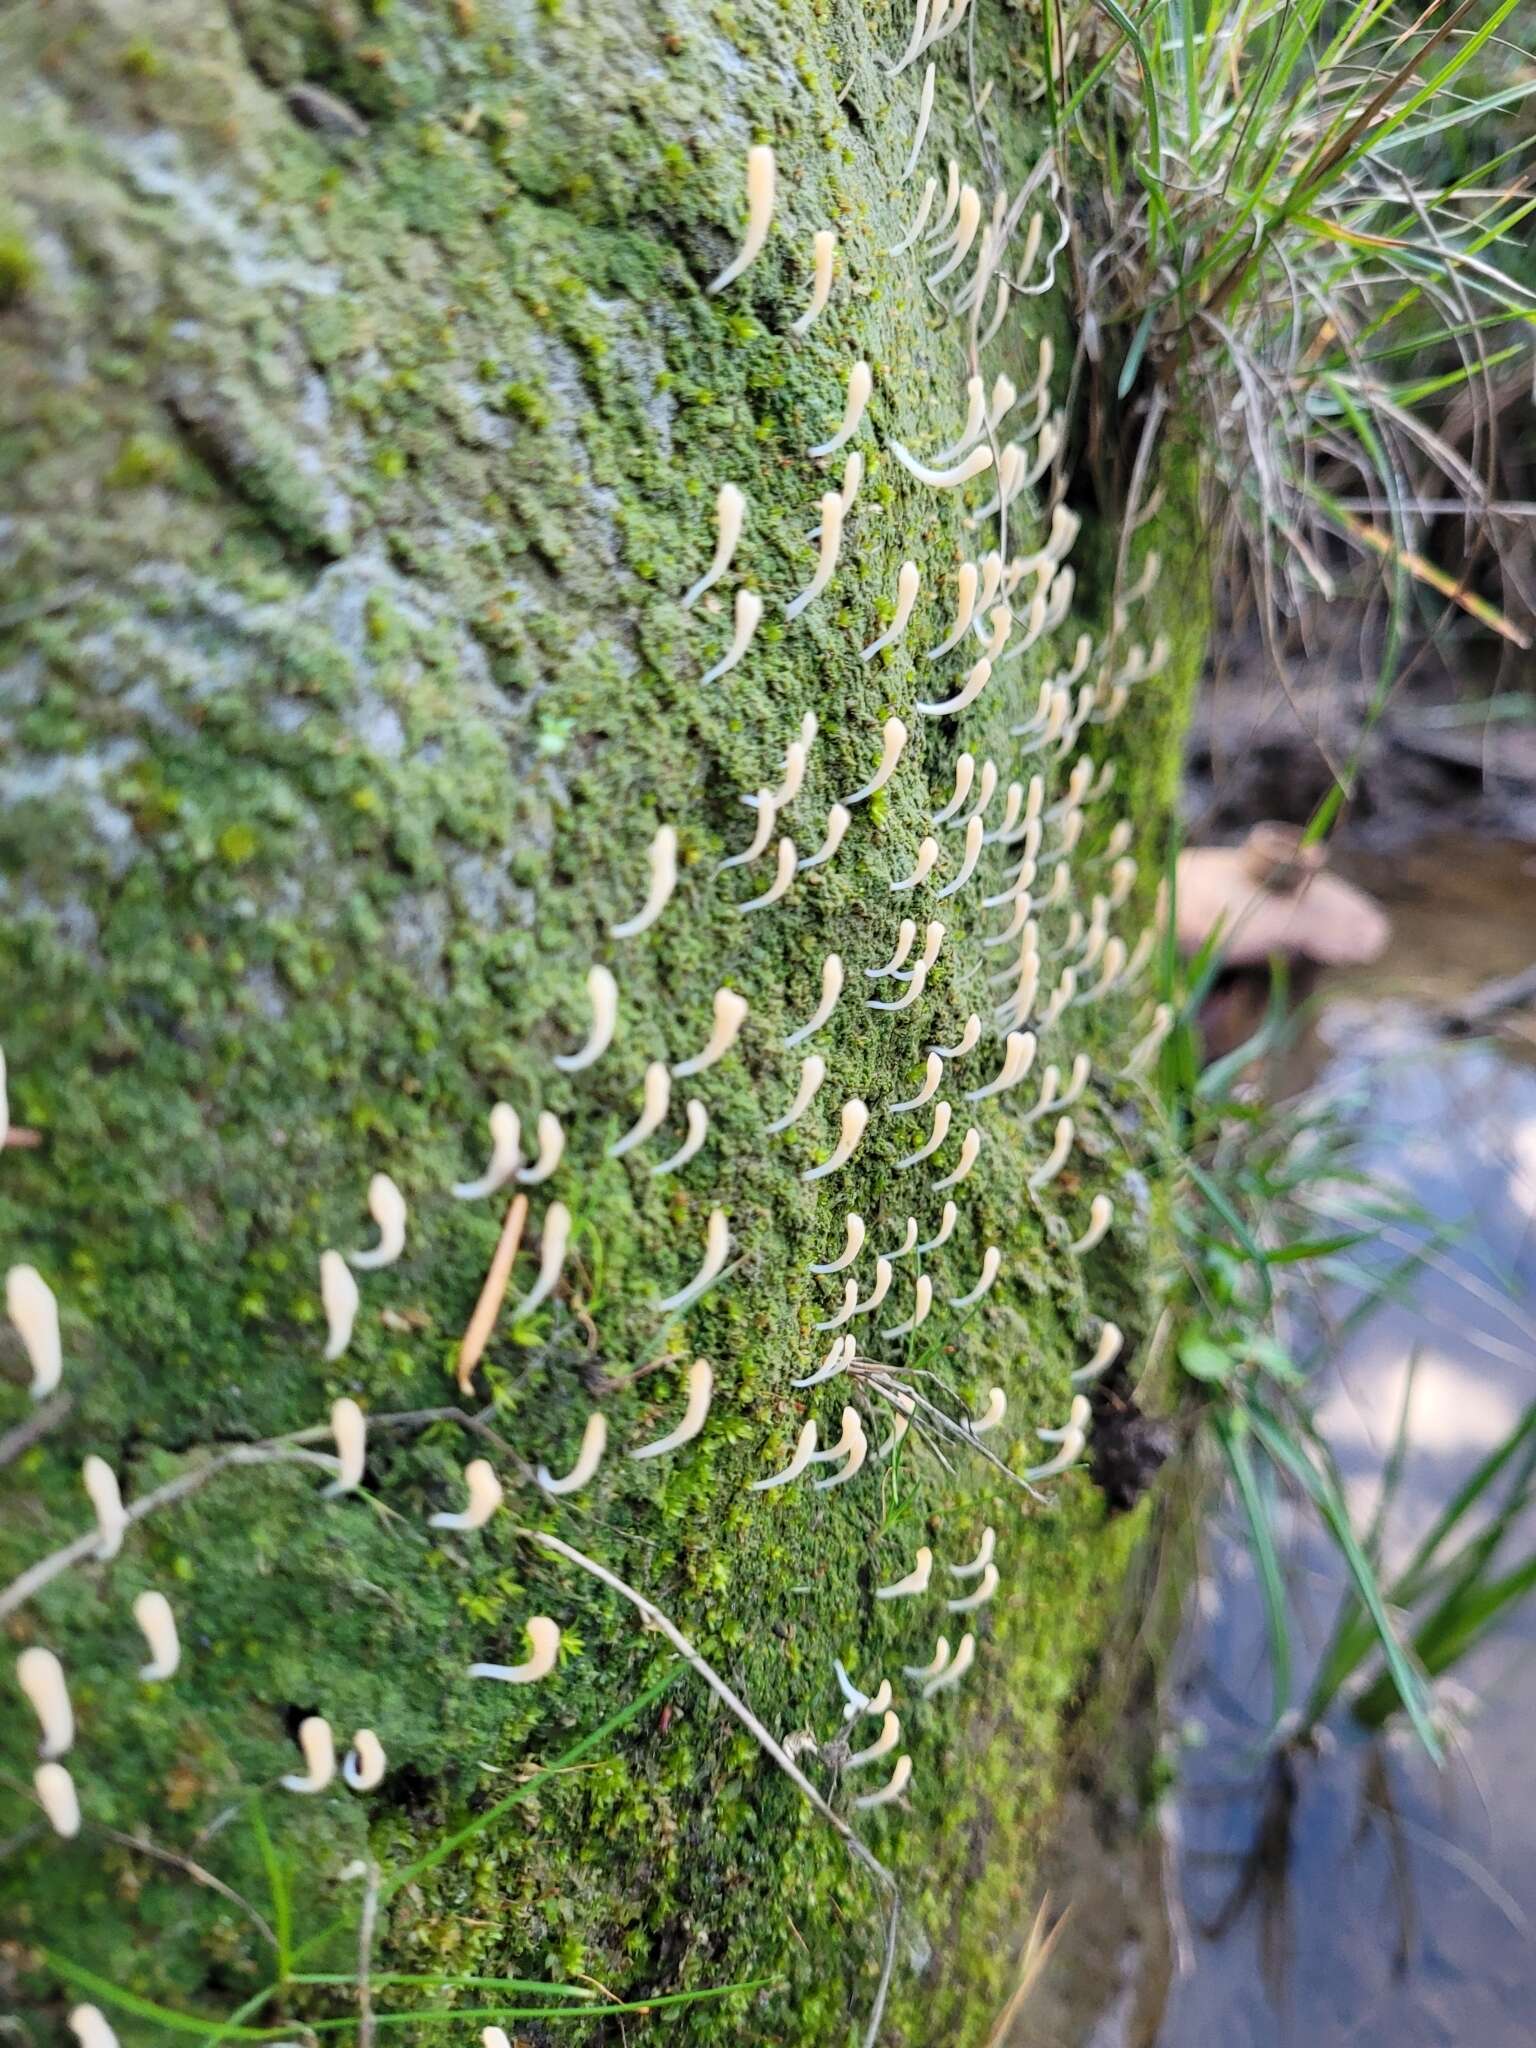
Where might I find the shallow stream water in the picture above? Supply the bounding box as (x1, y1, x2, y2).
(1032, 835, 1536, 2048)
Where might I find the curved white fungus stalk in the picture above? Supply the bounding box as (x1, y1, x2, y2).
(798, 804, 850, 873)
(925, 564, 979, 664)
(957, 756, 998, 825)
(344, 1729, 386, 1791)
(933, 1126, 982, 1191)
(517, 1109, 566, 1186)
(930, 375, 985, 461)
(950, 1248, 1002, 1310)
(658, 1208, 730, 1313)
(883, 1217, 920, 1258)
(325, 1398, 367, 1497)
(1074, 1321, 1124, 1384)
(843, 718, 908, 810)
(950, 1526, 996, 1581)
(875, 1547, 932, 1602)
(611, 826, 679, 939)
(813, 1412, 868, 1490)
(932, 752, 975, 827)
(900, 61, 936, 179)
(889, 171, 936, 253)
(890, 1052, 942, 1113)
(349, 1172, 407, 1271)
(1027, 1117, 1074, 1193)
(903, 1632, 950, 1679)
(1026, 1394, 1091, 1481)
(18, 1646, 73, 1759)
(890, 837, 939, 894)
(554, 965, 619, 1074)
(1052, 1053, 1092, 1113)
(470, 1615, 561, 1685)
(1108, 856, 1138, 911)
(537, 1410, 608, 1497)
(68, 2006, 117, 2048)
(870, 919, 918, 981)
(793, 1332, 855, 1387)
(848, 1710, 902, 1768)
(808, 360, 872, 461)
(737, 837, 796, 913)
(892, 442, 994, 493)
(928, 184, 981, 285)
(923, 1631, 976, 1697)
(505, 1200, 570, 1322)
(803, 1098, 869, 1183)
(854, 1753, 913, 1810)
(430, 1457, 503, 1531)
(133, 1590, 180, 1681)
(706, 145, 775, 295)
(631, 1358, 714, 1461)
(935, 814, 985, 900)
(851, 1258, 894, 1317)
(785, 953, 843, 1048)
(894, 1100, 951, 1171)
(815, 1279, 858, 1333)
(947, 1561, 999, 1613)
(882, 1274, 932, 1340)
(283, 1715, 336, 1793)
(82, 1455, 126, 1561)
(861, 562, 921, 661)
(919, 1202, 960, 1256)
(977, 276, 1010, 349)
(1068, 1195, 1114, 1257)
(916, 657, 992, 720)
(35, 1761, 80, 1837)
(681, 483, 746, 609)
(978, 606, 1012, 662)
(786, 492, 845, 618)
(699, 585, 765, 688)
(790, 229, 836, 335)
(674, 987, 748, 1077)
(453, 1103, 522, 1201)
(867, 960, 929, 1012)
(966, 1031, 1036, 1104)
(1036, 967, 1076, 1028)
(970, 1386, 1007, 1435)
(807, 1218, 866, 1285)
(766, 1054, 827, 1135)
(7, 1265, 61, 1399)
(933, 1016, 980, 1062)
(719, 789, 777, 872)
(609, 1062, 671, 1160)
(752, 1419, 819, 1491)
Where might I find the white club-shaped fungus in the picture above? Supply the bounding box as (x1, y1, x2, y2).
(554, 965, 618, 1073)
(1074, 1321, 1124, 1384)
(861, 563, 921, 661)
(810, 1213, 865, 1274)
(925, 563, 978, 662)
(790, 229, 836, 335)
(700, 587, 764, 688)
(890, 836, 939, 893)
(813, 1410, 868, 1489)
(658, 1208, 730, 1313)
(951, 1247, 1002, 1310)
(929, 184, 980, 285)
(890, 1051, 942, 1113)
(895, 1100, 951, 1171)
(1069, 1195, 1114, 1257)
(815, 1280, 858, 1333)
(82, 1455, 126, 1561)
(470, 1615, 561, 1685)
(950, 1525, 995, 1579)
(946, 1561, 999, 1612)
(870, 919, 918, 980)
(675, 987, 748, 1078)
(843, 717, 907, 805)
(283, 1715, 336, 1794)
(889, 172, 936, 252)
(537, 1410, 608, 1497)
(453, 1103, 522, 1202)
(923, 1630, 976, 1697)
(7, 1265, 61, 1399)
(785, 953, 843, 1048)
(706, 146, 775, 296)
(971, 1386, 1007, 1434)
(68, 2007, 117, 2048)
(737, 836, 796, 913)
(851, 1258, 894, 1317)
(934, 814, 984, 901)
(808, 360, 872, 461)
(966, 1031, 1035, 1104)
(766, 1054, 826, 1135)
(430, 1458, 503, 1531)
(611, 826, 679, 939)
(752, 1419, 818, 1492)
(793, 1332, 855, 1388)
(344, 1729, 386, 1791)
(349, 1173, 407, 1271)
(932, 751, 975, 825)
(134, 1590, 180, 1682)
(35, 1761, 80, 1838)
(917, 1201, 958, 1254)
(631, 1358, 714, 1461)
(848, 1710, 902, 1768)
(933, 1126, 981, 1191)
(609, 1061, 671, 1160)
(325, 1397, 367, 1497)
(17, 1646, 73, 1759)
(803, 1098, 869, 1183)
(317, 1250, 361, 1368)
(786, 493, 845, 619)
(882, 1273, 932, 1340)
(854, 1754, 913, 1809)
(892, 442, 993, 494)
(719, 789, 777, 872)
(1026, 1393, 1091, 1481)
(867, 959, 928, 1012)
(1027, 1117, 1074, 1193)
(517, 1110, 565, 1186)
(876, 1547, 933, 1602)
(901, 62, 936, 180)
(933, 1015, 980, 1061)
(798, 804, 850, 873)
(916, 657, 992, 720)
(509, 1200, 570, 1321)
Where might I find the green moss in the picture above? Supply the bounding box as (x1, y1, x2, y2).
(0, 0, 1205, 2040)
(0, 230, 38, 307)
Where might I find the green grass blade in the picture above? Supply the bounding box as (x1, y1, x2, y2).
(41, 1957, 291, 2040)
(246, 1798, 292, 1981)
(1216, 1411, 1292, 1726)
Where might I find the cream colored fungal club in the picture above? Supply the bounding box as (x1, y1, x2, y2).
(892, 442, 994, 493)
(82, 1455, 126, 1561)
(68, 2007, 118, 2048)
(816, 1280, 858, 1334)
(537, 1410, 608, 1497)
(752, 1419, 819, 1492)
(932, 752, 976, 827)
(811, 1213, 865, 1274)
(707, 145, 775, 295)
(904, 1636, 950, 1683)
(517, 1110, 566, 1187)
(35, 1761, 80, 1838)
(793, 1332, 855, 1386)
(766, 1054, 827, 1136)
(317, 1255, 357, 1365)
(951, 1248, 1002, 1311)
(790, 229, 836, 335)
(283, 1715, 336, 1794)
(965, 1031, 1035, 1104)
(1027, 1393, 1091, 1482)
(675, 987, 748, 1077)
(923, 1631, 976, 1697)
(883, 1217, 919, 1258)
(933, 1126, 981, 1191)
(852, 1258, 894, 1319)
(931, 375, 985, 461)
(813, 1409, 868, 1490)
(844, 716, 908, 805)
(895, 1100, 951, 1171)
(1125, 1003, 1173, 1077)
(929, 183, 981, 286)
(933, 1015, 981, 1061)
(786, 492, 846, 619)
(554, 964, 618, 1074)
(348, 1172, 407, 1272)
(453, 1103, 521, 1201)
(947, 1562, 998, 1613)
(611, 826, 679, 937)
(889, 173, 936, 254)
(344, 1729, 386, 1792)
(874, 1387, 915, 1458)
(916, 657, 992, 720)
(631, 1358, 714, 1461)
(1074, 1321, 1124, 1384)
(809, 360, 872, 461)
(681, 483, 746, 608)
(867, 960, 929, 1013)
(1069, 1195, 1114, 1257)
(862, 562, 921, 661)
(935, 815, 984, 902)
(718, 789, 776, 872)
(926, 564, 978, 663)
(785, 953, 844, 1048)
(134, 1591, 180, 1682)
(1108, 856, 1138, 911)
(901, 61, 936, 180)
(325, 1397, 367, 1497)
(651, 1097, 709, 1178)
(508, 1200, 570, 1321)
(890, 836, 939, 895)
(18, 1646, 73, 1759)
(799, 804, 850, 873)
(609, 1062, 671, 1161)
(7, 1265, 61, 1400)
(430, 1458, 503, 1532)
(970, 1385, 1007, 1435)
(1027, 1116, 1074, 1193)
(890, 1051, 943, 1113)
(917, 1200, 958, 1254)
(882, 1273, 932, 1340)
(658, 1208, 731, 1313)
(470, 1615, 561, 1685)
(848, 1710, 902, 1769)
(870, 919, 918, 980)
(738, 836, 796, 913)
(950, 1526, 995, 1580)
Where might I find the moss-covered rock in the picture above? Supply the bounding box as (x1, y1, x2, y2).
(0, 0, 1204, 2040)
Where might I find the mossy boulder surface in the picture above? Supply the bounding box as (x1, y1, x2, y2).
(0, 0, 1202, 2040)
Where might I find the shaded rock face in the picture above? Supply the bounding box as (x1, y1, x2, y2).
(0, 2, 1202, 2039)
